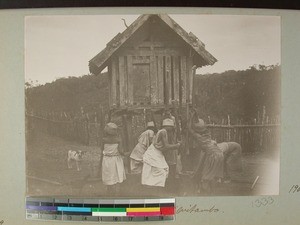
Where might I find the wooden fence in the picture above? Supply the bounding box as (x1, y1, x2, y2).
(207, 124, 280, 153)
(26, 114, 280, 153)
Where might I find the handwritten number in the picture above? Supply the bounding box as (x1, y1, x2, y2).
(255, 199, 261, 207)
(268, 196, 274, 204)
(261, 197, 268, 206)
(288, 184, 300, 193)
(252, 197, 274, 208)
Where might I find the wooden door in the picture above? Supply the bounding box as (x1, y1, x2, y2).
(132, 63, 151, 105)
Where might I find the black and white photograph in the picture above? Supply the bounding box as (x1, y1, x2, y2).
(25, 14, 280, 197)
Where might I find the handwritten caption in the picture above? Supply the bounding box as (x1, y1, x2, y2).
(251, 196, 274, 208)
(289, 185, 300, 193)
(176, 205, 222, 214)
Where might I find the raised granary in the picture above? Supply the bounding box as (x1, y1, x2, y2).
(89, 14, 217, 110)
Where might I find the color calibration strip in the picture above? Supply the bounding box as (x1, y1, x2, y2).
(26, 197, 175, 222)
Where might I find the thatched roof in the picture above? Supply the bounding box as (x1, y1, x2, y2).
(89, 14, 217, 75)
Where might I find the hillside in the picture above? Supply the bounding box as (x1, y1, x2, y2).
(194, 65, 280, 124)
(26, 65, 280, 123)
(26, 73, 110, 116)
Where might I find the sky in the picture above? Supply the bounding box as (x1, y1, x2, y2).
(25, 14, 280, 85)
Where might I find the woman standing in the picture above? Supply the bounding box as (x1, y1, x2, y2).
(102, 122, 126, 196)
(130, 121, 156, 174)
(142, 118, 181, 195)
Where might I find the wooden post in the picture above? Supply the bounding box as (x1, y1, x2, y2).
(150, 55, 158, 105)
(262, 106, 266, 125)
(150, 110, 157, 130)
(99, 105, 105, 147)
(191, 65, 197, 105)
(165, 56, 172, 104)
(85, 112, 90, 146)
(119, 56, 126, 106)
(121, 113, 132, 174)
(173, 56, 180, 103)
(127, 114, 133, 152)
(122, 114, 129, 153)
(157, 55, 164, 104)
(180, 56, 187, 105)
(260, 106, 266, 149)
(184, 104, 190, 155)
(228, 115, 231, 141)
(94, 111, 99, 146)
(143, 108, 147, 127)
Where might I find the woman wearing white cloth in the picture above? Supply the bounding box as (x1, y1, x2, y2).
(142, 118, 181, 192)
(102, 122, 126, 196)
(130, 121, 156, 174)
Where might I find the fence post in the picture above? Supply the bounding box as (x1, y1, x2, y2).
(99, 105, 105, 147)
(227, 115, 231, 141)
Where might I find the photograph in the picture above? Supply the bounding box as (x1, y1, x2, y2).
(25, 14, 280, 197)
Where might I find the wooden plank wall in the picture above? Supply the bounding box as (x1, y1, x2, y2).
(127, 56, 134, 105)
(157, 55, 164, 104)
(110, 58, 118, 107)
(109, 50, 193, 108)
(150, 55, 158, 104)
(180, 56, 187, 105)
(165, 56, 172, 104)
(173, 56, 180, 102)
(163, 55, 190, 105)
(186, 57, 193, 104)
(118, 56, 126, 106)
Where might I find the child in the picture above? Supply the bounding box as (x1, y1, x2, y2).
(102, 122, 126, 196)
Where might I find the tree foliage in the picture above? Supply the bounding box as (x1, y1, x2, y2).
(26, 65, 280, 124)
(194, 65, 280, 123)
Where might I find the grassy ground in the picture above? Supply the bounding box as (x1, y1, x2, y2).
(26, 130, 279, 197)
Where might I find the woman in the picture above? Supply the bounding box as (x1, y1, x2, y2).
(141, 118, 181, 195)
(102, 122, 126, 196)
(217, 141, 243, 183)
(130, 121, 156, 174)
(188, 114, 224, 194)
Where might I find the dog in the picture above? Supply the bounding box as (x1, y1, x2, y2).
(67, 150, 84, 171)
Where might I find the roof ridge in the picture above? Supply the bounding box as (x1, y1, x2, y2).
(89, 14, 217, 75)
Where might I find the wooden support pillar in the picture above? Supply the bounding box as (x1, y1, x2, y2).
(121, 113, 133, 154)
(121, 113, 132, 174)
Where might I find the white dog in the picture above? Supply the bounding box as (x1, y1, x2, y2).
(67, 150, 84, 171)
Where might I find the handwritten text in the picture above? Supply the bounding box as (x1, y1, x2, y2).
(289, 185, 300, 193)
(176, 205, 221, 214)
(251, 196, 274, 208)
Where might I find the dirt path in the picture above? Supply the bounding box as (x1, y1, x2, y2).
(26, 131, 279, 197)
